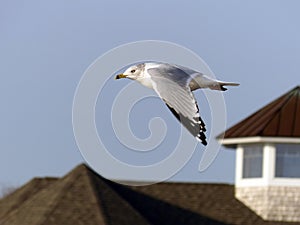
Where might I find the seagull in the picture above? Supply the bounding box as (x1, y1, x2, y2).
(115, 62, 239, 146)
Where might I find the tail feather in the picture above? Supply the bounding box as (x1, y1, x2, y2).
(210, 81, 239, 91)
(219, 82, 240, 86)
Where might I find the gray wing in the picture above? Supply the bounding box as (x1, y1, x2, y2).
(148, 65, 207, 146)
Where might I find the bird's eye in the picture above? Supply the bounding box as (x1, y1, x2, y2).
(130, 69, 136, 73)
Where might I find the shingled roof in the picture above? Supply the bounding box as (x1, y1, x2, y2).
(0, 164, 299, 225)
(219, 86, 300, 140)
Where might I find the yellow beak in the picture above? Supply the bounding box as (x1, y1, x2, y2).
(115, 74, 127, 79)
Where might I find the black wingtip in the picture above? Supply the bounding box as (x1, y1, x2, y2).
(220, 85, 227, 91)
(196, 137, 207, 146)
(196, 134, 207, 146)
(165, 102, 208, 146)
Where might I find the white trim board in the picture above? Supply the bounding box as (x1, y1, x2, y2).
(220, 136, 300, 146)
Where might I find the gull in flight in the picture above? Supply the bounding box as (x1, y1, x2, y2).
(115, 62, 239, 146)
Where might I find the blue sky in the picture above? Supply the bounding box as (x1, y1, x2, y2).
(1, 1, 300, 192)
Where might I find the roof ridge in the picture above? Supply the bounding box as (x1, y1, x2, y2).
(292, 88, 300, 135)
(40, 164, 110, 224)
(84, 165, 111, 225)
(277, 91, 297, 136)
(261, 90, 294, 136)
(40, 170, 84, 224)
(292, 85, 300, 91)
(86, 169, 152, 225)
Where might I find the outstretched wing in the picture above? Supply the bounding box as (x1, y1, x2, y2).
(147, 65, 207, 146)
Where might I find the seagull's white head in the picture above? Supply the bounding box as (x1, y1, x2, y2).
(115, 64, 144, 80)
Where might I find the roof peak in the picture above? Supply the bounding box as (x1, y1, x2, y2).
(1, 163, 297, 225)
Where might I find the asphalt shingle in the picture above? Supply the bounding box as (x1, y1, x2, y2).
(1, 164, 299, 225)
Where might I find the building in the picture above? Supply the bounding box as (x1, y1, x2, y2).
(0, 86, 299, 225)
(218, 86, 300, 222)
(1, 164, 299, 225)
